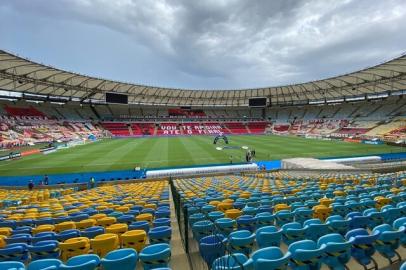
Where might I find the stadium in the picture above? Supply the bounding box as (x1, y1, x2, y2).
(0, 1, 406, 270)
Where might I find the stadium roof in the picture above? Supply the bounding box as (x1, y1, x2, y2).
(0, 49, 406, 106)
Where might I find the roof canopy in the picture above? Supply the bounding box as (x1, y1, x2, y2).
(0, 50, 405, 106)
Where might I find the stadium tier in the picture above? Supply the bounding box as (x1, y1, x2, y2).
(1, 97, 406, 148)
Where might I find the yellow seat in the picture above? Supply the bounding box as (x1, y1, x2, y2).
(225, 209, 242, 219)
(217, 202, 233, 212)
(312, 205, 331, 221)
(97, 217, 117, 228)
(55, 221, 76, 233)
(274, 204, 291, 213)
(91, 213, 107, 221)
(0, 235, 7, 248)
(375, 196, 391, 210)
(143, 203, 156, 210)
(319, 198, 333, 207)
(0, 227, 13, 237)
(76, 219, 97, 230)
(32, 224, 55, 235)
(59, 237, 90, 261)
(135, 213, 153, 224)
(90, 233, 119, 257)
(333, 190, 345, 197)
(115, 206, 129, 213)
(121, 230, 147, 252)
(105, 223, 128, 238)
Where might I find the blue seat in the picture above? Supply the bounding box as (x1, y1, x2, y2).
(16, 219, 34, 228)
(34, 219, 54, 226)
(401, 261, 406, 270)
(28, 259, 62, 270)
(60, 254, 100, 270)
(129, 221, 150, 233)
(6, 234, 31, 245)
(393, 217, 406, 246)
(325, 215, 350, 235)
(345, 228, 379, 268)
(28, 240, 60, 260)
(212, 253, 253, 270)
(69, 214, 89, 222)
(139, 243, 171, 270)
(346, 212, 368, 230)
(207, 211, 225, 222)
(101, 248, 137, 270)
(155, 210, 170, 219)
(303, 219, 329, 241)
(0, 261, 25, 270)
(214, 218, 236, 237)
(274, 210, 293, 227)
(242, 206, 258, 216)
(288, 240, 325, 270)
(331, 204, 348, 217)
(148, 226, 172, 244)
(141, 208, 155, 216)
(117, 215, 134, 225)
(201, 205, 216, 215)
(251, 246, 290, 270)
(318, 233, 352, 270)
(189, 213, 205, 226)
(373, 224, 403, 263)
(199, 234, 227, 267)
(293, 208, 313, 225)
(236, 215, 257, 232)
(153, 218, 171, 228)
(31, 232, 57, 244)
(80, 226, 105, 238)
(0, 243, 29, 262)
(363, 208, 385, 229)
(255, 212, 274, 228)
(12, 226, 32, 235)
(281, 222, 306, 246)
(256, 226, 281, 248)
(0, 221, 17, 230)
(192, 220, 214, 241)
(381, 206, 402, 224)
(228, 230, 255, 256)
(57, 229, 81, 241)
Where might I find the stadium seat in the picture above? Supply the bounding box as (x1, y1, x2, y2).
(121, 230, 147, 252)
(101, 248, 138, 270)
(325, 215, 350, 235)
(236, 215, 257, 232)
(80, 226, 104, 239)
(288, 240, 325, 270)
(139, 243, 171, 270)
(149, 226, 172, 244)
(129, 221, 150, 233)
(28, 240, 60, 260)
(59, 237, 91, 261)
(90, 233, 119, 258)
(27, 259, 62, 270)
(345, 228, 379, 269)
(192, 220, 214, 241)
(214, 218, 236, 237)
(255, 226, 282, 248)
(60, 254, 100, 270)
(373, 224, 403, 264)
(199, 234, 227, 267)
(228, 230, 255, 256)
(0, 243, 29, 262)
(303, 218, 329, 241)
(317, 233, 352, 270)
(0, 261, 26, 270)
(212, 253, 253, 270)
(250, 246, 291, 270)
(281, 222, 306, 246)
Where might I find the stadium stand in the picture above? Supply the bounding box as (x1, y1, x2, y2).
(173, 171, 406, 270)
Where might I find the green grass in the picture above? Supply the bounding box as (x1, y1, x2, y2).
(0, 135, 403, 176)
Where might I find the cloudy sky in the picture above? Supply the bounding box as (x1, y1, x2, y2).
(0, 0, 405, 90)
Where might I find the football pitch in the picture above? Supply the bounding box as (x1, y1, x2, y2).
(0, 135, 403, 176)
